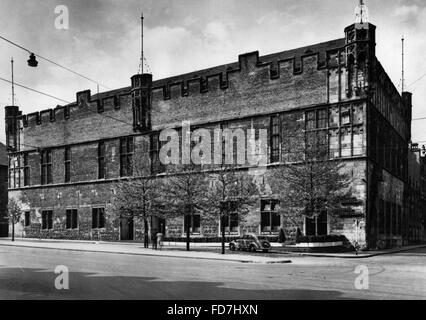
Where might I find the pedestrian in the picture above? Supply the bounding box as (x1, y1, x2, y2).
(354, 241, 360, 255)
(156, 232, 164, 250)
(152, 232, 158, 250)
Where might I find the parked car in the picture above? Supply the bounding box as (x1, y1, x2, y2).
(229, 234, 271, 253)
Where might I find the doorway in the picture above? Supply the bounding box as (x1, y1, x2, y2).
(151, 216, 166, 236)
(120, 216, 134, 240)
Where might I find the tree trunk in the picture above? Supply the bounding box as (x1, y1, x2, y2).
(144, 218, 149, 248)
(221, 215, 225, 255)
(11, 223, 15, 242)
(186, 214, 190, 251)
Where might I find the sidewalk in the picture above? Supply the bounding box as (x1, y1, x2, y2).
(0, 238, 291, 264)
(276, 244, 426, 258)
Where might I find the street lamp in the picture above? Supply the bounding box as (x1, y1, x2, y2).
(27, 53, 38, 67)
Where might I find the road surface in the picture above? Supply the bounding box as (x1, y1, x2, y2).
(0, 245, 425, 299)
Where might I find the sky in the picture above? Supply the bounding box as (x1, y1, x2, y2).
(0, 0, 425, 145)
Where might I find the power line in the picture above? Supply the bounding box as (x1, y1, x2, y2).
(0, 76, 135, 129)
(0, 35, 112, 90)
(0, 76, 71, 104)
(407, 73, 426, 88)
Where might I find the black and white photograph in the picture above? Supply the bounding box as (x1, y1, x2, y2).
(0, 0, 425, 311)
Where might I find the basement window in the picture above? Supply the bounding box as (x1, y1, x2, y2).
(66, 209, 78, 229)
(41, 210, 53, 230)
(184, 214, 201, 234)
(92, 208, 105, 229)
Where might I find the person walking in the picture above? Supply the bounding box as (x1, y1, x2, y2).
(156, 232, 164, 250)
(151, 232, 158, 250)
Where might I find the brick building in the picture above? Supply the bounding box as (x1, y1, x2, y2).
(0, 142, 8, 237)
(407, 144, 426, 244)
(4, 17, 420, 249)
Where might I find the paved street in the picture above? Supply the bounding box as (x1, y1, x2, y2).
(0, 245, 425, 300)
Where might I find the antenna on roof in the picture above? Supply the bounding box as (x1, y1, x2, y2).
(140, 13, 144, 74)
(355, 0, 369, 24)
(11, 57, 15, 106)
(402, 36, 405, 93)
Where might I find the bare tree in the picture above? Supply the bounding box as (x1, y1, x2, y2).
(161, 164, 209, 251)
(112, 150, 164, 247)
(112, 175, 164, 247)
(7, 198, 21, 242)
(268, 125, 351, 238)
(203, 165, 258, 254)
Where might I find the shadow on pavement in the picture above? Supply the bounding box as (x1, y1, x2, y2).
(0, 266, 350, 300)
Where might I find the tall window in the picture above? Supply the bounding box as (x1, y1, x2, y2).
(98, 141, 106, 179)
(66, 209, 78, 229)
(23, 153, 29, 186)
(41, 210, 53, 230)
(92, 208, 105, 229)
(270, 115, 280, 163)
(120, 137, 134, 177)
(41, 150, 52, 185)
(150, 133, 165, 174)
(260, 199, 280, 233)
(184, 214, 201, 234)
(9, 155, 20, 189)
(64, 147, 71, 183)
(8, 153, 29, 188)
(305, 109, 328, 160)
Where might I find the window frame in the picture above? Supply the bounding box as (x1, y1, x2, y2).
(41, 210, 53, 230)
(41, 149, 53, 185)
(183, 214, 201, 234)
(120, 137, 134, 177)
(92, 207, 105, 229)
(64, 147, 71, 183)
(98, 141, 106, 179)
(66, 209, 78, 230)
(270, 115, 281, 163)
(24, 211, 31, 227)
(260, 199, 281, 233)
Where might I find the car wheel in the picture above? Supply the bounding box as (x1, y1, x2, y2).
(249, 245, 256, 252)
(229, 244, 236, 251)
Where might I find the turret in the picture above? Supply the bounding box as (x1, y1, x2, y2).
(4, 105, 21, 152)
(344, 0, 376, 97)
(131, 73, 152, 132)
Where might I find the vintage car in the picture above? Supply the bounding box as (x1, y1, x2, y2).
(229, 234, 271, 253)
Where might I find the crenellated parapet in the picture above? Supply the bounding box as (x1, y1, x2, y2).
(16, 89, 132, 129)
(150, 49, 338, 101)
(12, 39, 351, 131)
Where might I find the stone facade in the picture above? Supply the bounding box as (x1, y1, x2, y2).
(3, 21, 421, 249)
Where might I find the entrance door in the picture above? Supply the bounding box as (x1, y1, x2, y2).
(120, 216, 134, 240)
(151, 216, 166, 235)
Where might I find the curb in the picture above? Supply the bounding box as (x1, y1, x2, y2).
(0, 242, 292, 264)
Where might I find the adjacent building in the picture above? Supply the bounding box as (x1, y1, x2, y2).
(0, 142, 8, 237)
(4, 15, 423, 249)
(407, 143, 426, 244)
